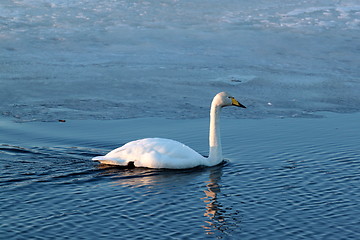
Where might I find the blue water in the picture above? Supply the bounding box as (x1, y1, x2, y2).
(1, 115, 360, 239)
(1, 0, 360, 239)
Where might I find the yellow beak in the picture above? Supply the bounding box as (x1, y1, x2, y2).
(232, 98, 246, 108)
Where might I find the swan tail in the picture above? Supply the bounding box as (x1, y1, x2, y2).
(92, 156, 129, 166)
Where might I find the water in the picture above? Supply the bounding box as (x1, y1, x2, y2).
(1, 114, 360, 239)
(1, 0, 360, 239)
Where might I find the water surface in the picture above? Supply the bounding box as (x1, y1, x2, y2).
(1, 114, 359, 239)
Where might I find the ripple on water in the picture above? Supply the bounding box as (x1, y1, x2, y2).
(1, 114, 360, 239)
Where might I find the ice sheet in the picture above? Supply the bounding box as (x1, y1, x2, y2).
(1, 0, 359, 121)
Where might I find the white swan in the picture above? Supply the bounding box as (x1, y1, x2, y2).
(92, 92, 246, 169)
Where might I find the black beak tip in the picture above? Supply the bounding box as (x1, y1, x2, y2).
(238, 103, 246, 108)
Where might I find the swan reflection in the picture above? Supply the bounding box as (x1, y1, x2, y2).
(97, 164, 203, 188)
(97, 163, 240, 236)
(201, 165, 229, 235)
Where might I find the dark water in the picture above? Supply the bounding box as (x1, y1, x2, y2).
(1, 113, 359, 239)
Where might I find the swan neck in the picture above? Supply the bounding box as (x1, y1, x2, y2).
(208, 103, 222, 166)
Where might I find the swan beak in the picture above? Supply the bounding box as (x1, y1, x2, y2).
(232, 98, 246, 108)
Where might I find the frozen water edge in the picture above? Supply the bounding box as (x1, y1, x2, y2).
(1, 57, 359, 122)
(0, 0, 359, 122)
(1, 48, 360, 122)
(1, 36, 359, 122)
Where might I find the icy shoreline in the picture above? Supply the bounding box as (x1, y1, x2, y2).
(1, 0, 359, 122)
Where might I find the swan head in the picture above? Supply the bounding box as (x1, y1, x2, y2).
(213, 92, 246, 108)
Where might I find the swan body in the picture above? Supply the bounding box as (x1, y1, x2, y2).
(92, 92, 246, 169)
(93, 138, 205, 169)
